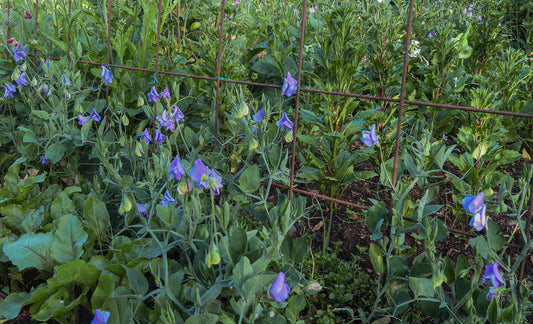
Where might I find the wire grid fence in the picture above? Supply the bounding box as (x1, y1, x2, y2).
(3, 0, 533, 279)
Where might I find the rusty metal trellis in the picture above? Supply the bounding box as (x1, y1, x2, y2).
(3, 0, 533, 281)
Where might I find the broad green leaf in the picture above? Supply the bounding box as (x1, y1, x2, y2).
(369, 243, 385, 275)
(486, 219, 505, 252)
(3, 232, 54, 271)
(50, 192, 77, 220)
(51, 214, 88, 263)
(239, 164, 261, 193)
(48, 259, 100, 291)
(91, 274, 115, 310)
(229, 228, 247, 264)
(233, 257, 254, 297)
(84, 196, 110, 243)
(185, 314, 219, 324)
(123, 265, 148, 296)
(45, 143, 66, 164)
(469, 236, 490, 260)
(409, 277, 435, 298)
(0, 292, 32, 319)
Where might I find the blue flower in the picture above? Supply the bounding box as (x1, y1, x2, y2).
(428, 30, 437, 39)
(207, 169, 223, 195)
(171, 105, 185, 122)
(482, 262, 505, 288)
(462, 192, 484, 214)
(160, 190, 176, 206)
(90, 309, 110, 324)
(157, 110, 175, 132)
(147, 86, 160, 102)
(136, 203, 148, 216)
(281, 72, 298, 97)
(154, 129, 166, 143)
(3, 83, 16, 98)
(361, 124, 378, 147)
(269, 272, 290, 302)
(100, 66, 113, 85)
(15, 72, 27, 86)
(12, 43, 29, 62)
(486, 287, 498, 301)
(190, 158, 210, 190)
(161, 87, 171, 100)
(89, 109, 102, 123)
(65, 76, 72, 87)
(42, 59, 50, 69)
(276, 113, 294, 131)
(77, 115, 90, 125)
(169, 155, 186, 181)
(252, 108, 265, 123)
(469, 204, 487, 231)
(40, 155, 49, 164)
(141, 128, 151, 143)
(41, 85, 49, 94)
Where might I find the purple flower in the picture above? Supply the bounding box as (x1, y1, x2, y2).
(190, 158, 210, 190)
(171, 105, 185, 122)
(169, 155, 186, 181)
(141, 128, 151, 143)
(276, 113, 294, 131)
(157, 110, 175, 132)
(361, 124, 378, 147)
(90, 309, 110, 324)
(160, 190, 176, 206)
(281, 72, 298, 97)
(65, 76, 72, 87)
(252, 108, 265, 123)
(15, 72, 27, 86)
(428, 30, 437, 39)
(161, 87, 171, 100)
(486, 287, 498, 301)
(12, 43, 29, 62)
(147, 86, 160, 102)
(24, 11, 32, 19)
(41, 85, 49, 94)
(89, 109, 102, 123)
(469, 204, 487, 231)
(462, 192, 484, 214)
(3, 83, 16, 98)
(136, 203, 148, 216)
(232, 0, 239, 4)
(269, 272, 290, 302)
(43, 59, 50, 69)
(100, 66, 113, 85)
(207, 169, 223, 195)
(78, 115, 91, 125)
(40, 155, 49, 164)
(482, 262, 505, 288)
(154, 129, 166, 143)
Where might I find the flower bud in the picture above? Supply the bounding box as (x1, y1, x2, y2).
(135, 142, 144, 157)
(121, 114, 129, 127)
(284, 131, 293, 143)
(249, 138, 258, 151)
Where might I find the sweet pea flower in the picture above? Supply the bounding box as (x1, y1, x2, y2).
(469, 204, 487, 231)
(169, 155, 186, 181)
(276, 113, 294, 131)
(89, 109, 102, 123)
(136, 203, 148, 216)
(65, 76, 72, 87)
(24, 12, 32, 19)
(7, 38, 14, 44)
(159, 190, 176, 206)
(207, 169, 223, 195)
(281, 72, 298, 97)
(154, 129, 166, 143)
(157, 110, 175, 132)
(90, 309, 110, 324)
(141, 128, 151, 143)
(482, 262, 505, 288)
(77, 115, 91, 125)
(171, 105, 185, 123)
(308, 6, 317, 13)
(269, 272, 290, 302)
(100, 66, 113, 85)
(41, 85, 49, 94)
(40, 155, 49, 164)
(12, 43, 29, 62)
(361, 124, 378, 147)
(462, 192, 484, 214)
(15, 72, 27, 86)
(3, 83, 16, 98)
(161, 87, 171, 100)
(190, 158, 210, 190)
(232, 0, 239, 4)
(43, 59, 49, 69)
(147, 86, 160, 102)
(252, 108, 265, 123)
(486, 287, 498, 301)
(428, 30, 437, 38)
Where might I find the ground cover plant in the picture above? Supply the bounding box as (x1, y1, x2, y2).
(1, 0, 533, 323)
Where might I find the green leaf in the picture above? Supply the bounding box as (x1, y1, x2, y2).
(185, 314, 219, 324)
(91, 274, 115, 310)
(486, 219, 505, 252)
(366, 202, 388, 233)
(3, 232, 54, 271)
(469, 236, 490, 260)
(233, 257, 254, 297)
(487, 298, 500, 324)
(51, 214, 88, 263)
(84, 196, 110, 243)
(408, 277, 435, 298)
(369, 243, 385, 275)
(239, 164, 261, 193)
(45, 143, 66, 164)
(50, 192, 77, 220)
(229, 228, 247, 264)
(0, 292, 32, 319)
(281, 235, 307, 264)
(123, 265, 148, 296)
(48, 259, 100, 291)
